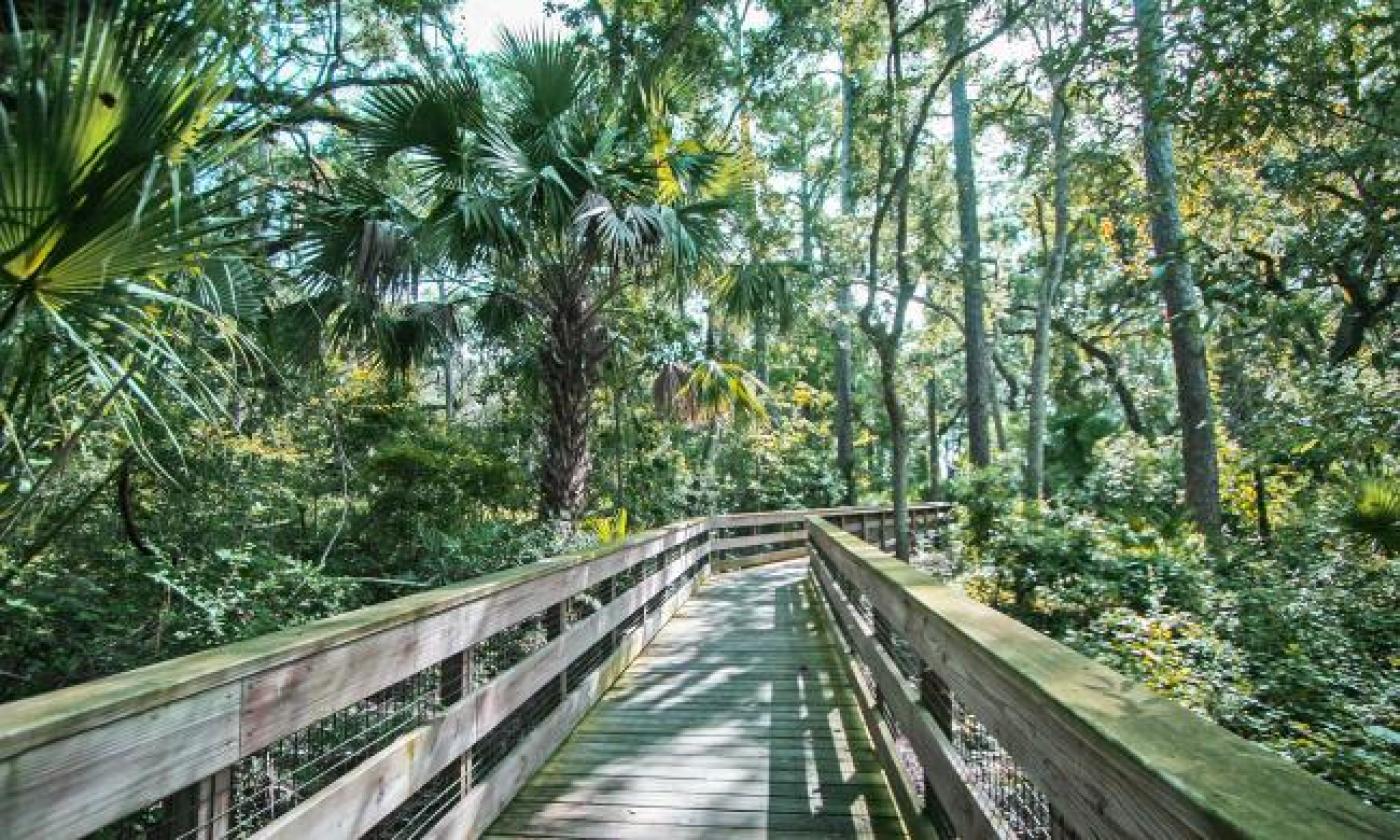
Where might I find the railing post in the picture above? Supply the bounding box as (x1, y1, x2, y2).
(546, 601, 566, 697)
(165, 766, 233, 839)
(919, 667, 953, 739)
(440, 647, 474, 798)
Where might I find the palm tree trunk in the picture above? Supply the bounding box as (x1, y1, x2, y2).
(539, 291, 604, 528)
(1026, 88, 1070, 499)
(947, 7, 992, 469)
(1133, 0, 1223, 539)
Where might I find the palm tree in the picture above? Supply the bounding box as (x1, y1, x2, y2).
(0, 0, 256, 519)
(356, 32, 741, 526)
(276, 173, 465, 378)
(713, 260, 803, 383)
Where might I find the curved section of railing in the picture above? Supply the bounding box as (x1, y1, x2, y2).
(805, 515, 1399, 840)
(0, 504, 941, 840)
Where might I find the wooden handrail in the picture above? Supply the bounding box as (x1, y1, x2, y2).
(806, 515, 1399, 839)
(0, 517, 709, 839)
(0, 504, 942, 840)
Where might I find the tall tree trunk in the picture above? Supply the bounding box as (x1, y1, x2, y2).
(1026, 89, 1070, 499)
(835, 62, 858, 505)
(926, 377, 942, 501)
(879, 348, 911, 561)
(989, 372, 1007, 452)
(438, 276, 454, 422)
(947, 6, 992, 468)
(835, 288, 857, 505)
(538, 289, 605, 528)
(613, 385, 626, 513)
(117, 454, 156, 558)
(1132, 0, 1223, 539)
(753, 314, 769, 384)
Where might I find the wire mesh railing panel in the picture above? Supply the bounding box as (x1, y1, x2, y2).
(226, 664, 446, 836)
(363, 758, 466, 840)
(466, 680, 564, 785)
(567, 576, 614, 623)
(472, 610, 552, 690)
(811, 533, 1064, 840)
(59, 521, 749, 840)
(87, 661, 448, 839)
(948, 698, 1055, 840)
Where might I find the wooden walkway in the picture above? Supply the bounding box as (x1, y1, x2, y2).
(487, 559, 908, 839)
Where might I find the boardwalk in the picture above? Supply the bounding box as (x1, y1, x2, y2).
(487, 559, 908, 838)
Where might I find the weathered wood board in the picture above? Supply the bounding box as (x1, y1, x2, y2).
(485, 560, 909, 839)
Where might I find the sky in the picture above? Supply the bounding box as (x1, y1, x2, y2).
(456, 0, 560, 46)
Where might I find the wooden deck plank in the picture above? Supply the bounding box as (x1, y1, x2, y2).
(486, 559, 907, 839)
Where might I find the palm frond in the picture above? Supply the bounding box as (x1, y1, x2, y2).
(1343, 477, 1400, 553)
(0, 0, 255, 497)
(357, 71, 484, 188)
(655, 358, 768, 428)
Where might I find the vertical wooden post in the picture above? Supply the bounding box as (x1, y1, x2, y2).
(166, 766, 233, 839)
(545, 601, 567, 697)
(440, 648, 474, 798)
(919, 667, 953, 738)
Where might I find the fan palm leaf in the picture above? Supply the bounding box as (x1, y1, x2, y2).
(0, 0, 258, 501)
(654, 358, 768, 428)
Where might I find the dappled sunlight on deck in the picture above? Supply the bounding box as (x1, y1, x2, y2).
(488, 560, 907, 838)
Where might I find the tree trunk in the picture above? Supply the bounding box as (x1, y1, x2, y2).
(926, 377, 942, 502)
(117, 454, 156, 558)
(613, 386, 626, 513)
(947, 7, 992, 468)
(1132, 0, 1223, 539)
(1253, 466, 1271, 543)
(753, 314, 769, 384)
(439, 276, 454, 422)
(1026, 89, 1070, 499)
(538, 288, 605, 527)
(878, 346, 911, 561)
(989, 372, 1007, 452)
(834, 287, 857, 505)
(835, 62, 858, 506)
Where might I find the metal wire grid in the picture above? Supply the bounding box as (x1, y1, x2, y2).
(86, 538, 710, 840)
(814, 544, 1060, 840)
(948, 698, 1055, 839)
(363, 757, 467, 840)
(471, 610, 553, 689)
(89, 665, 447, 840)
(567, 575, 616, 623)
(230, 665, 446, 836)
(367, 545, 709, 840)
(472, 680, 565, 783)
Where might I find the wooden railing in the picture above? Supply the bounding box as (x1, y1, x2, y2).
(0, 504, 943, 840)
(805, 515, 1400, 840)
(8, 502, 1388, 840)
(709, 503, 951, 570)
(0, 517, 712, 839)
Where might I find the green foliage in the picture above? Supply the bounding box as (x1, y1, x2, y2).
(1343, 477, 1400, 554)
(950, 462, 1399, 809)
(584, 509, 629, 543)
(0, 0, 1396, 815)
(0, 0, 257, 504)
